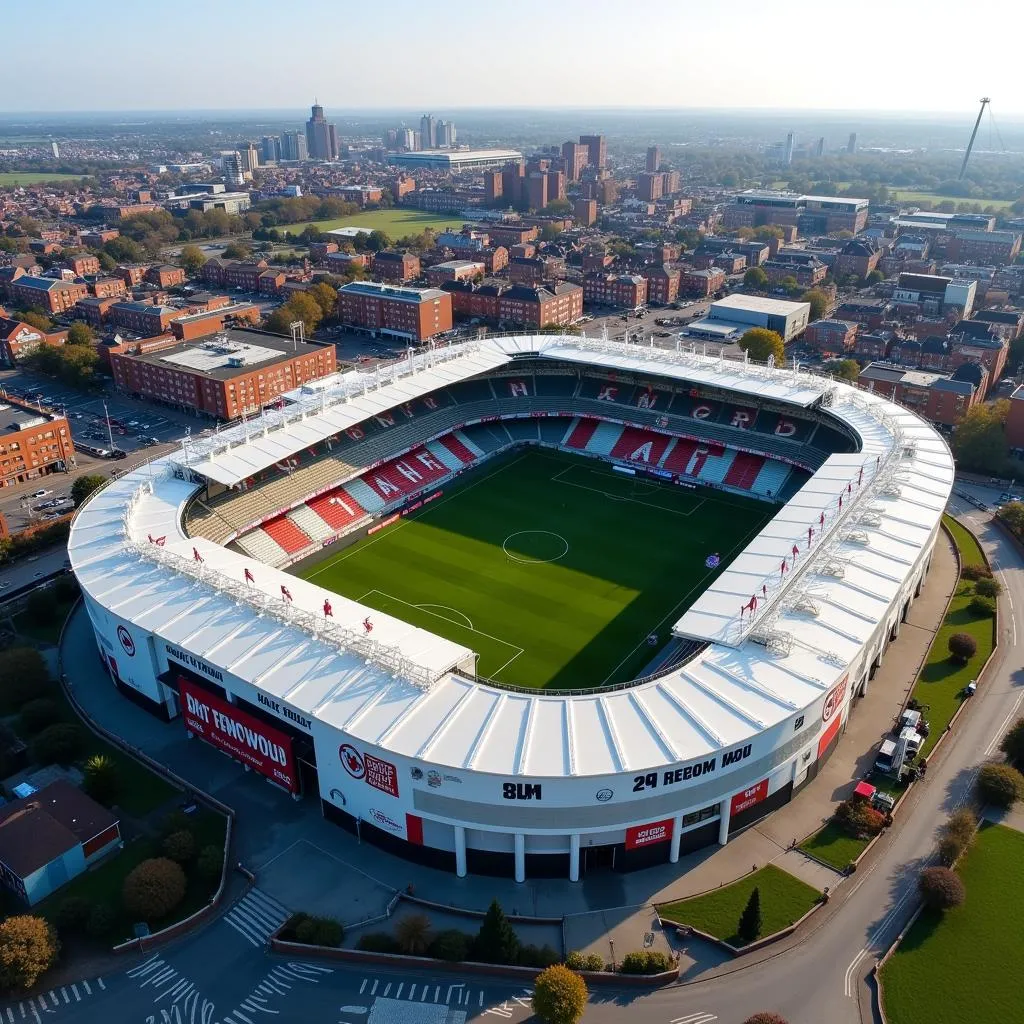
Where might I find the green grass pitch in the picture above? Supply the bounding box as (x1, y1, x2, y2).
(298, 449, 774, 690)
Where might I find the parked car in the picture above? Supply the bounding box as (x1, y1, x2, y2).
(31, 489, 50, 499)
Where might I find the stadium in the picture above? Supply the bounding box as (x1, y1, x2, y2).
(68, 335, 954, 880)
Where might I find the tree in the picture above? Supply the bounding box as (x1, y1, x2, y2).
(975, 576, 1002, 599)
(305, 281, 338, 319)
(25, 589, 56, 626)
(54, 897, 92, 935)
(824, 358, 860, 381)
(395, 913, 431, 955)
(19, 311, 53, 332)
(473, 900, 520, 965)
(71, 474, 107, 507)
(221, 242, 252, 261)
(122, 858, 187, 921)
(546, 199, 572, 216)
(32, 723, 86, 765)
(743, 1015, 789, 1024)
(162, 829, 196, 864)
(975, 763, 1024, 808)
(294, 916, 343, 947)
(197, 845, 224, 883)
(918, 866, 965, 911)
(952, 400, 1010, 475)
(66, 321, 94, 347)
(739, 328, 785, 365)
(834, 796, 885, 839)
(83, 753, 119, 805)
(948, 632, 978, 664)
(969, 594, 995, 617)
(866, 269, 885, 285)
(0, 916, 59, 992)
(937, 808, 977, 865)
(86, 905, 115, 938)
(743, 266, 768, 290)
(540, 223, 563, 242)
(531, 964, 587, 1024)
(779, 275, 801, 296)
(999, 717, 1024, 769)
(18, 698, 60, 735)
(0, 648, 51, 713)
(179, 244, 207, 276)
(737, 886, 763, 944)
(428, 929, 470, 962)
(801, 288, 830, 321)
(999, 501, 1024, 541)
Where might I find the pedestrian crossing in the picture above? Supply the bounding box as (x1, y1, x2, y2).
(1, 978, 105, 1023)
(223, 887, 290, 947)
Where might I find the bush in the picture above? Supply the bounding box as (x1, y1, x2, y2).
(618, 950, 672, 974)
(918, 866, 966, 911)
(975, 763, 1024, 808)
(18, 698, 61, 735)
(565, 951, 586, 971)
(518, 944, 560, 968)
(86, 904, 115, 938)
(960, 563, 992, 581)
(581, 952, 604, 971)
(743, 1016, 789, 1024)
(969, 594, 996, 617)
(948, 632, 978, 664)
(999, 717, 1024, 769)
(160, 810, 193, 837)
(943, 808, 976, 848)
(31, 723, 86, 765)
(122, 858, 187, 921)
(355, 931, 400, 954)
(937, 835, 964, 867)
(473, 899, 520, 965)
(0, 916, 59, 991)
(974, 576, 1002, 599)
(834, 797, 886, 839)
(428, 928, 471, 962)
(54, 897, 92, 935)
(83, 753, 119, 806)
(71, 474, 107, 508)
(162, 830, 196, 865)
(532, 964, 587, 1024)
(737, 886, 763, 944)
(395, 913, 431, 955)
(0, 648, 51, 713)
(24, 590, 56, 626)
(52, 576, 79, 603)
(197, 844, 223, 883)
(294, 916, 342, 948)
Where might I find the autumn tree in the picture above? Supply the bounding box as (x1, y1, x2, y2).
(532, 964, 587, 1024)
(179, 244, 207, 276)
(0, 916, 59, 991)
(739, 328, 785, 365)
(952, 400, 1010, 475)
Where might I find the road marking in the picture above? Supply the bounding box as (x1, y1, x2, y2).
(485, 1005, 513, 1019)
(359, 981, 366, 995)
(434, 986, 440, 1002)
(670, 1015, 717, 1024)
(338, 1007, 367, 1014)
(59, 990, 68, 1005)
(844, 948, 868, 997)
(421, 987, 429, 1001)
(97, 979, 105, 991)
(395, 984, 403, 999)
(407, 985, 416, 1000)
(70, 986, 79, 1003)
(383, 984, 391, 997)
(371, 981, 378, 996)
(987, 690, 1024, 755)
(479, 992, 484, 1007)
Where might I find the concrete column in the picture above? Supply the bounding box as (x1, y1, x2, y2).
(514, 833, 526, 883)
(669, 815, 684, 863)
(569, 834, 581, 882)
(861, 672, 869, 697)
(454, 826, 467, 878)
(718, 800, 731, 845)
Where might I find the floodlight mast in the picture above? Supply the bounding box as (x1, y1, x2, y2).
(959, 97, 990, 180)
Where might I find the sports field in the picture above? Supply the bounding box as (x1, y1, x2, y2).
(0, 171, 88, 187)
(299, 450, 773, 690)
(274, 208, 466, 239)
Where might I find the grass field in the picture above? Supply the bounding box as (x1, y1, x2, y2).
(658, 865, 820, 946)
(799, 821, 871, 870)
(274, 208, 468, 239)
(890, 188, 1016, 211)
(880, 823, 1024, 1024)
(908, 516, 994, 758)
(0, 171, 88, 186)
(299, 450, 772, 689)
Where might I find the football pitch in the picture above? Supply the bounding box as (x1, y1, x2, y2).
(299, 450, 774, 690)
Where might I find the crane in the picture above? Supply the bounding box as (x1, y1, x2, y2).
(959, 97, 990, 180)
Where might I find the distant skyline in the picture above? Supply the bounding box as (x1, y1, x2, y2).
(1, 0, 1017, 115)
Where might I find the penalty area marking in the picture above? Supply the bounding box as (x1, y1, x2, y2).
(415, 603, 474, 629)
(549, 465, 705, 518)
(502, 530, 570, 565)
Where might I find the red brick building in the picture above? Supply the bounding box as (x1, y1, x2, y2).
(10, 277, 88, 314)
(75, 295, 120, 328)
(424, 260, 485, 287)
(337, 282, 452, 343)
(145, 264, 186, 289)
(574, 198, 597, 226)
(0, 398, 75, 485)
(87, 276, 127, 299)
(508, 256, 564, 286)
(372, 251, 421, 283)
(116, 265, 147, 287)
(803, 318, 858, 356)
(0, 318, 66, 365)
(644, 265, 680, 305)
(583, 273, 648, 309)
(681, 267, 726, 297)
(499, 283, 582, 328)
(111, 328, 337, 420)
(857, 362, 982, 428)
(63, 254, 100, 277)
(108, 301, 181, 337)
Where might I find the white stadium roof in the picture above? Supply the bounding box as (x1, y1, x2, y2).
(69, 335, 954, 780)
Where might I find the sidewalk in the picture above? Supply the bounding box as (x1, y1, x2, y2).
(60, 529, 958, 923)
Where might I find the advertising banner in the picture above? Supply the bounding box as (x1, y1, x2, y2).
(625, 817, 673, 850)
(730, 778, 769, 817)
(179, 677, 299, 793)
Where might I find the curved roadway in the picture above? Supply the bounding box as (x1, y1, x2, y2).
(4, 495, 1018, 1024)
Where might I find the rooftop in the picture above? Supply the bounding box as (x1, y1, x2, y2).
(711, 293, 811, 316)
(339, 281, 448, 303)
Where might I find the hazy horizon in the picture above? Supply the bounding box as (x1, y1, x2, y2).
(1, 0, 1016, 115)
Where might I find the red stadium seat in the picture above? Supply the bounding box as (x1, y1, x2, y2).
(437, 433, 477, 465)
(262, 516, 312, 555)
(609, 427, 672, 466)
(564, 419, 599, 449)
(723, 452, 766, 490)
(308, 489, 367, 531)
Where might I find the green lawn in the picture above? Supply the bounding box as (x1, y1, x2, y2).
(799, 821, 870, 870)
(37, 809, 227, 943)
(909, 516, 994, 758)
(880, 823, 1023, 1024)
(890, 189, 1015, 211)
(657, 865, 820, 946)
(273, 208, 468, 239)
(298, 449, 772, 689)
(0, 171, 88, 187)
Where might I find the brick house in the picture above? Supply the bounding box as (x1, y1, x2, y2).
(834, 237, 881, 281)
(497, 282, 583, 327)
(644, 265, 680, 305)
(116, 265, 148, 288)
(10, 277, 88, 314)
(62, 254, 100, 277)
(145, 265, 186, 289)
(87, 276, 127, 299)
(223, 261, 269, 292)
(74, 296, 120, 327)
(108, 301, 181, 337)
(337, 281, 452, 343)
(372, 251, 421, 283)
(681, 267, 726, 298)
(582, 273, 648, 309)
(803, 318, 858, 356)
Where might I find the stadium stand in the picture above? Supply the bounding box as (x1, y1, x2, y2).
(753, 459, 791, 497)
(436, 433, 478, 465)
(234, 527, 288, 564)
(540, 419, 569, 445)
(287, 503, 336, 544)
(722, 451, 765, 490)
(505, 419, 541, 442)
(585, 421, 626, 458)
(308, 488, 369, 531)
(564, 418, 599, 449)
(610, 426, 673, 466)
(535, 373, 577, 398)
(427, 438, 467, 473)
(263, 515, 313, 555)
(363, 447, 451, 502)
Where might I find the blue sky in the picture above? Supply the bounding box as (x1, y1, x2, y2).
(0, 0, 1015, 113)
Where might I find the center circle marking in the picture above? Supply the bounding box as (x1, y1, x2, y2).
(502, 530, 570, 565)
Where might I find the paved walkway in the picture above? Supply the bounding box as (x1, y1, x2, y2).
(59, 528, 958, 924)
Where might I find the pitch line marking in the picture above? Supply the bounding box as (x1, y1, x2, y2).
(549, 466, 705, 518)
(502, 530, 570, 565)
(415, 603, 474, 629)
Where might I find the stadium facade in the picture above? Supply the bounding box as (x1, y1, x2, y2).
(68, 336, 953, 880)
